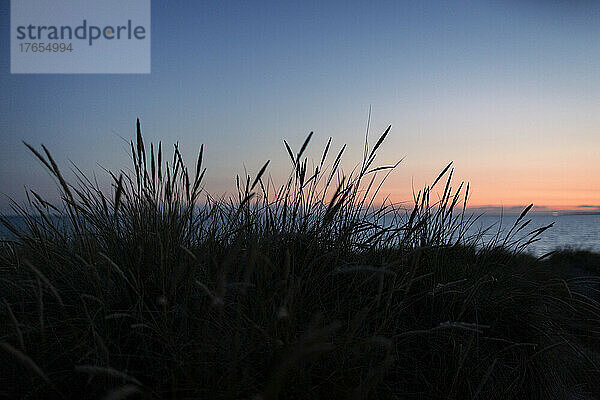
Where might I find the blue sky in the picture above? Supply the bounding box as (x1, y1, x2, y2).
(1, 0, 599, 211)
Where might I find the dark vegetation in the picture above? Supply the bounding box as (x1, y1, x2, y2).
(1, 120, 599, 399)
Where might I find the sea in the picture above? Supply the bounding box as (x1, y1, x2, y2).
(1, 214, 599, 257)
(467, 214, 600, 256)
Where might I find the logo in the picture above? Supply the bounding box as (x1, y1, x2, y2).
(11, 0, 151, 74)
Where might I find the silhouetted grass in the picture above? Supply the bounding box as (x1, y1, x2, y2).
(1, 120, 599, 399)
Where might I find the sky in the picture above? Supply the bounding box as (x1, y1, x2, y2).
(1, 0, 599, 213)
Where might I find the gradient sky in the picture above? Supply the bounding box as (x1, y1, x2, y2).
(1, 0, 599, 212)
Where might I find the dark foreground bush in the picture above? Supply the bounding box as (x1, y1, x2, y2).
(1, 121, 599, 399)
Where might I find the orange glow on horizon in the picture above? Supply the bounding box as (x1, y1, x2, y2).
(374, 175, 599, 212)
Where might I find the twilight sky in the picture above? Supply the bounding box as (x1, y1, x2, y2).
(1, 0, 599, 212)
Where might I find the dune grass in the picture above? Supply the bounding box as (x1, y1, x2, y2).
(1, 120, 599, 399)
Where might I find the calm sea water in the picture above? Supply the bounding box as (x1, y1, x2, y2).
(466, 214, 600, 256)
(1, 214, 598, 257)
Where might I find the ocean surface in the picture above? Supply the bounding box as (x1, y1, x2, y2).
(1, 214, 598, 257)
(466, 214, 600, 256)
